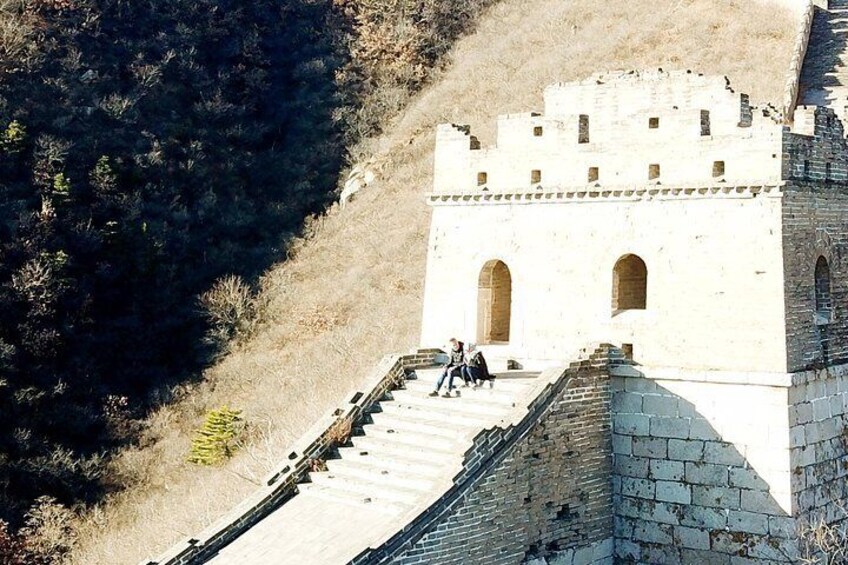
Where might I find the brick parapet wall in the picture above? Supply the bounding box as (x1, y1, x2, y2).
(782, 0, 815, 121)
(351, 345, 617, 565)
(141, 349, 443, 565)
(782, 183, 848, 371)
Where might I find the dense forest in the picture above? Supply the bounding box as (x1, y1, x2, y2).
(0, 0, 493, 560)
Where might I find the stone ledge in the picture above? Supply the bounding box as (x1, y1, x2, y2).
(609, 364, 795, 387)
(426, 183, 785, 206)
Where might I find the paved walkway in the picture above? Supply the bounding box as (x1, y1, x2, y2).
(207, 368, 541, 564)
(800, 0, 848, 121)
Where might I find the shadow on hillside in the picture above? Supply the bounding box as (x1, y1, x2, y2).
(0, 0, 352, 525)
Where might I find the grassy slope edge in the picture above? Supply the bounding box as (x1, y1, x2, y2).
(72, 1, 797, 562)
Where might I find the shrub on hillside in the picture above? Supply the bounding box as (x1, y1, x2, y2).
(200, 275, 260, 349)
(187, 407, 245, 466)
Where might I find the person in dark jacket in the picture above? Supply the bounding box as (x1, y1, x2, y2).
(430, 338, 464, 397)
(463, 343, 495, 388)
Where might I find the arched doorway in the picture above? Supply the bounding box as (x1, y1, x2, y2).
(478, 260, 512, 344)
(612, 254, 648, 312)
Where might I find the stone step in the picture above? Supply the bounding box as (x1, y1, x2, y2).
(309, 471, 426, 505)
(369, 411, 479, 439)
(403, 374, 532, 394)
(362, 424, 461, 451)
(339, 439, 457, 466)
(325, 458, 441, 490)
(376, 401, 495, 428)
(401, 380, 528, 404)
(297, 483, 411, 515)
(335, 447, 451, 477)
(351, 433, 459, 460)
(388, 389, 520, 417)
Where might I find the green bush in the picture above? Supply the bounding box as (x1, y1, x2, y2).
(187, 407, 245, 466)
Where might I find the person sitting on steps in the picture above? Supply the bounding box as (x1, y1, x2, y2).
(463, 343, 496, 388)
(429, 338, 464, 397)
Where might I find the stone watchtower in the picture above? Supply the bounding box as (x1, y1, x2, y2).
(421, 70, 848, 561)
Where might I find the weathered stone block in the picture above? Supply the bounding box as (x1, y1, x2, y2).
(790, 425, 806, 448)
(633, 521, 673, 544)
(703, 442, 746, 466)
(649, 500, 684, 525)
(612, 434, 632, 455)
(656, 481, 691, 504)
(621, 477, 654, 499)
(727, 510, 769, 535)
(632, 437, 668, 458)
(812, 397, 832, 421)
(572, 544, 594, 565)
(692, 485, 740, 509)
(795, 402, 813, 425)
(741, 489, 784, 515)
(768, 516, 797, 538)
(710, 530, 753, 555)
(614, 414, 650, 436)
(651, 417, 690, 439)
(640, 543, 681, 565)
(642, 394, 678, 417)
(747, 534, 798, 561)
(674, 525, 710, 550)
(613, 455, 649, 478)
(612, 392, 642, 413)
(592, 537, 614, 560)
(685, 462, 729, 486)
(681, 505, 727, 529)
(668, 439, 705, 462)
(624, 378, 658, 394)
(689, 419, 723, 442)
(649, 459, 685, 481)
(729, 467, 769, 490)
(614, 539, 640, 562)
(614, 516, 633, 538)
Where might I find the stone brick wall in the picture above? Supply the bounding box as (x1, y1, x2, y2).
(782, 181, 848, 371)
(611, 369, 798, 563)
(353, 347, 615, 565)
(789, 367, 848, 525)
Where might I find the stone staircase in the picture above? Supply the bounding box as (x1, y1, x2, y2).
(800, 0, 848, 121)
(206, 367, 541, 565)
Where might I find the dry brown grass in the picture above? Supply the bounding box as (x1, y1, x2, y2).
(70, 1, 798, 562)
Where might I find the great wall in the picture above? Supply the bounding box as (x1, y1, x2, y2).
(143, 1, 848, 563)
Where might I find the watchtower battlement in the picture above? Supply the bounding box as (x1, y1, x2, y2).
(420, 70, 848, 562)
(434, 70, 848, 193)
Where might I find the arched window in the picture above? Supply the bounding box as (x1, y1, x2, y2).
(612, 254, 648, 312)
(815, 256, 832, 321)
(478, 260, 512, 344)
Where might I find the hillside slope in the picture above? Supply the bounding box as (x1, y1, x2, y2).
(72, 0, 798, 562)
